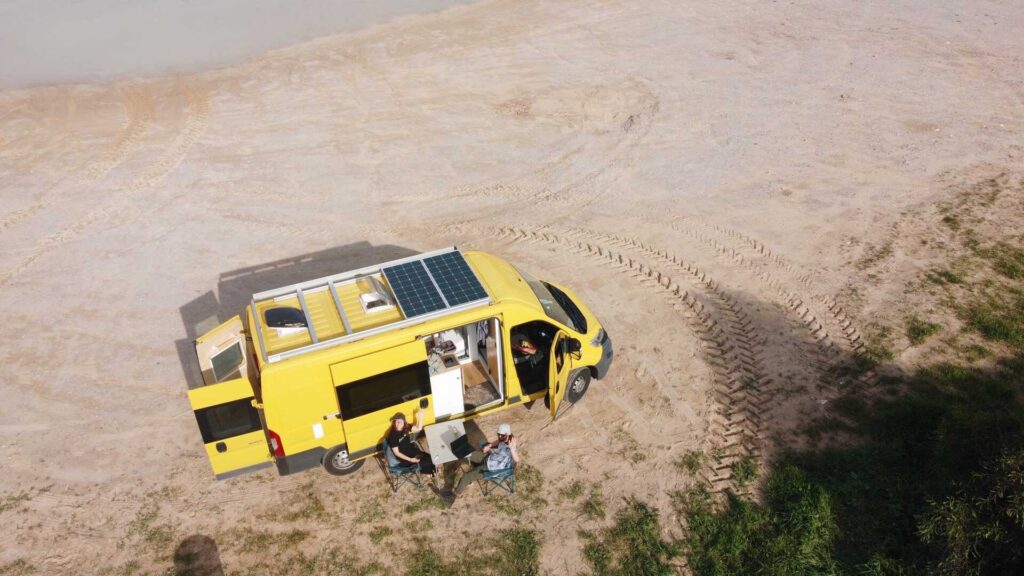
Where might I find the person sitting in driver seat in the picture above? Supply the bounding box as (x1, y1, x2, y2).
(510, 331, 539, 365)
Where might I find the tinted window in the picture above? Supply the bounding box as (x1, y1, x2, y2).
(211, 341, 243, 382)
(196, 398, 261, 443)
(337, 361, 431, 420)
(544, 283, 588, 333)
(515, 266, 573, 327)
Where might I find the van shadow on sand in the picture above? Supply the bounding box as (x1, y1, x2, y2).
(175, 242, 419, 389)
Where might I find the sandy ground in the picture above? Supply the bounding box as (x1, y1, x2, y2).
(1, 0, 1022, 573)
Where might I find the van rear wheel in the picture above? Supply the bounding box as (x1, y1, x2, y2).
(566, 369, 592, 403)
(323, 446, 365, 476)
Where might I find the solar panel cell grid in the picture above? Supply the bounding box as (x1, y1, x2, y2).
(424, 251, 489, 306)
(382, 261, 447, 318)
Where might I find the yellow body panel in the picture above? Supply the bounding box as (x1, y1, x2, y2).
(188, 250, 610, 480)
(203, 430, 272, 476)
(187, 376, 256, 410)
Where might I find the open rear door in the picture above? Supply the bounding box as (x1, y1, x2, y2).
(548, 331, 571, 419)
(188, 316, 272, 480)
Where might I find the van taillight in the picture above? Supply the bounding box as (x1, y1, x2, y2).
(267, 429, 285, 457)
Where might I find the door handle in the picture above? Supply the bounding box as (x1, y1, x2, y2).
(215, 442, 227, 453)
(420, 398, 429, 409)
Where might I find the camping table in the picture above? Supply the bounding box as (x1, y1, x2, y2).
(423, 419, 469, 466)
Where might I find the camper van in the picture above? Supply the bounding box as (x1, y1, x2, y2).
(186, 247, 613, 479)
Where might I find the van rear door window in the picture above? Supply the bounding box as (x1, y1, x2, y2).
(211, 341, 243, 382)
(337, 361, 431, 420)
(196, 398, 262, 443)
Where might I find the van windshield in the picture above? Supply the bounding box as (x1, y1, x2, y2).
(516, 267, 586, 333)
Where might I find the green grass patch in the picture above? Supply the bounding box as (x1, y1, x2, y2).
(680, 467, 838, 576)
(583, 498, 679, 576)
(489, 465, 546, 518)
(580, 487, 606, 520)
(978, 241, 1024, 280)
(611, 427, 647, 465)
(559, 479, 584, 501)
(964, 294, 1024, 348)
(369, 525, 393, 544)
(402, 528, 541, 576)
(925, 267, 964, 285)
(0, 560, 35, 576)
(863, 324, 895, 362)
(906, 316, 942, 345)
(403, 493, 446, 515)
(731, 455, 758, 488)
(355, 497, 385, 524)
(0, 491, 33, 515)
(234, 528, 309, 553)
(279, 481, 326, 521)
(962, 343, 991, 362)
(124, 501, 174, 555)
(856, 242, 894, 271)
(674, 450, 704, 474)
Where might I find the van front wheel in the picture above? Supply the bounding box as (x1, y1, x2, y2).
(565, 369, 592, 403)
(323, 446, 365, 476)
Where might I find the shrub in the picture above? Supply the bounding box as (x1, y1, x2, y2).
(584, 498, 678, 576)
(682, 467, 838, 576)
(906, 316, 941, 345)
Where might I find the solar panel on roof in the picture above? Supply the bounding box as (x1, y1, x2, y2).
(424, 251, 489, 306)
(382, 261, 447, 318)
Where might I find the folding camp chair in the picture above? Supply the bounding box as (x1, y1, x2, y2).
(480, 465, 516, 495)
(380, 439, 422, 493)
(476, 440, 516, 495)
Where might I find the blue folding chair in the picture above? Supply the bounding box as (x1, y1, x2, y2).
(480, 466, 516, 495)
(477, 440, 516, 495)
(381, 439, 422, 493)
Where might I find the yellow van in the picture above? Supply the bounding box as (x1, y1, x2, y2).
(186, 247, 613, 479)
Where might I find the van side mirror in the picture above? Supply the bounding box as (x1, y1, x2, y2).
(566, 338, 582, 359)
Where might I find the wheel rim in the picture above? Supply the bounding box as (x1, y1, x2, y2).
(331, 452, 354, 470)
(571, 374, 587, 394)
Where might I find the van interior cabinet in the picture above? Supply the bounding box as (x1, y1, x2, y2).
(430, 360, 464, 419)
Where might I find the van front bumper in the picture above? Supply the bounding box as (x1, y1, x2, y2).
(593, 332, 614, 379)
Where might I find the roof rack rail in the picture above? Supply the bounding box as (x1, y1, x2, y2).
(251, 247, 491, 364)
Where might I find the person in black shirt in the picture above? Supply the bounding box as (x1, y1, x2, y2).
(386, 409, 437, 477)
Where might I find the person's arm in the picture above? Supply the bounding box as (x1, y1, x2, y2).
(509, 437, 521, 464)
(392, 444, 419, 463)
(410, 408, 426, 434)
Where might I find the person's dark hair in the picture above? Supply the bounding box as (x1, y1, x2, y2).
(391, 412, 407, 432)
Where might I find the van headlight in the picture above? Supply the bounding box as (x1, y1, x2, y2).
(590, 328, 605, 347)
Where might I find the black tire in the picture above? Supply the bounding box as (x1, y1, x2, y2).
(565, 369, 592, 403)
(323, 445, 366, 476)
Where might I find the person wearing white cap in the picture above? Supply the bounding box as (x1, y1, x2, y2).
(443, 423, 520, 505)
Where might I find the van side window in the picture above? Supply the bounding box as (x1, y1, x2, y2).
(196, 399, 262, 443)
(337, 361, 431, 420)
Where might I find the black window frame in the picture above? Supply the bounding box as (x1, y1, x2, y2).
(337, 361, 431, 420)
(195, 397, 262, 444)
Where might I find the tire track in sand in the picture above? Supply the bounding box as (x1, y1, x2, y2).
(0, 89, 156, 233)
(667, 217, 874, 368)
(0, 87, 209, 287)
(81, 88, 155, 182)
(445, 222, 768, 492)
